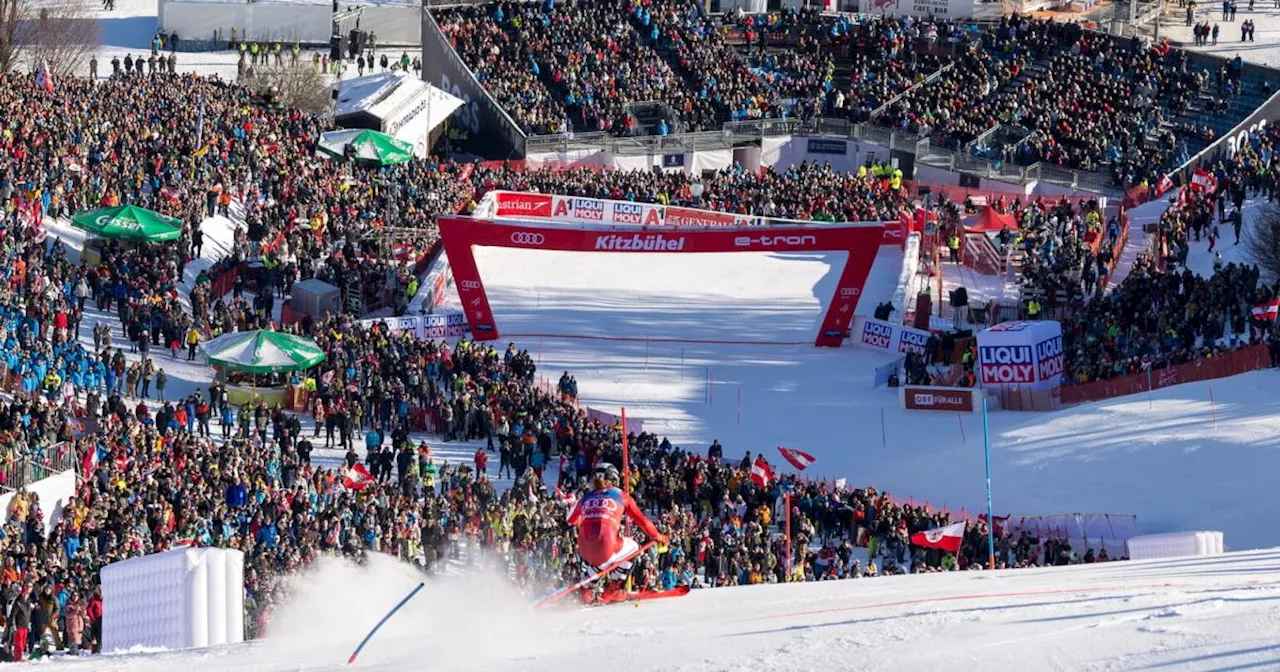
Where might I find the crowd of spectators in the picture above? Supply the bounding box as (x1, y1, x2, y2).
(2, 29, 1278, 659)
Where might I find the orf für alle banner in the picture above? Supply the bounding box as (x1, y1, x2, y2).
(901, 385, 976, 412)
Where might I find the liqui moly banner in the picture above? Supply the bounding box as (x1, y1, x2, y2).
(976, 320, 1064, 390)
(358, 312, 468, 340)
(851, 316, 932, 356)
(437, 216, 885, 347)
(482, 191, 889, 234)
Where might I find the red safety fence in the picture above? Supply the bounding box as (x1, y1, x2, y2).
(1060, 344, 1272, 405)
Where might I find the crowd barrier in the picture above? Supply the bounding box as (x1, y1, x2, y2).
(1060, 343, 1272, 405)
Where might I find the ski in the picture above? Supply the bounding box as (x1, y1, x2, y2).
(532, 541, 655, 609)
(589, 585, 691, 607)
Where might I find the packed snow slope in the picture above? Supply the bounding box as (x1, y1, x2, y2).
(466, 246, 1280, 551)
(53, 549, 1280, 671)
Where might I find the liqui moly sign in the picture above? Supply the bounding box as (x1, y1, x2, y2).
(1035, 336, 1064, 382)
(979, 345, 1035, 384)
(593, 234, 686, 251)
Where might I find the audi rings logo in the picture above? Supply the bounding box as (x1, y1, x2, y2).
(510, 232, 545, 246)
(839, 287, 861, 298)
(459, 280, 481, 291)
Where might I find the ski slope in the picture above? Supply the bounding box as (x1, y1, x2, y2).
(466, 243, 1280, 552)
(51, 549, 1280, 671)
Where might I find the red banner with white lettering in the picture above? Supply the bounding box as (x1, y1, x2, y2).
(438, 217, 885, 347)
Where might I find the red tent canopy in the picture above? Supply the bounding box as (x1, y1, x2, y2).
(964, 206, 1016, 233)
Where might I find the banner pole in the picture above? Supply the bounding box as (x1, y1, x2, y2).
(1208, 383, 1218, 430)
(957, 412, 966, 444)
(982, 394, 995, 570)
(621, 407, 630, 493)
(880, 407, 887, 448)
(784, 492, 792, 582)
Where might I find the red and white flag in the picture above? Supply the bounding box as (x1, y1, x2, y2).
(777, 446, 816, 471)
(1252, 298, 1280, 322)
(977, 514, 1010, 536)
(1190, 168, 1218, 194)
(81, 446, 100, 475)
(749, 455, 773, 488)
(1155, 174, 1174, 197)
(910, 521, 966, 553)
(35, 60, 54, 93)
(342, 463, 376, 490)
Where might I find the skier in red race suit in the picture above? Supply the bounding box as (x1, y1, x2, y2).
(567, 464, 666, 597)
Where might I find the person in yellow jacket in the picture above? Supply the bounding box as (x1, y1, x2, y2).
(185, 326, 201, 361)
(1027, 297, 1042, 320)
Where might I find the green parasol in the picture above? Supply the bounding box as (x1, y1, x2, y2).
(70, 205, 184, 243)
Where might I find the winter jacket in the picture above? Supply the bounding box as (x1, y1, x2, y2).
(63, 601, 86, 643)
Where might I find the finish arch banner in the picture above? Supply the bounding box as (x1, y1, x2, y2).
(437, 217, 885, 347)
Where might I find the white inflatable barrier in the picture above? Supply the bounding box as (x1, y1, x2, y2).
(1126, 531, 1225, 561)
(102, 548, 245, 652)
(891, 232, 921, 318)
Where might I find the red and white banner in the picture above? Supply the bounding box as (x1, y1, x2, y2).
(1190, 168, 1218, 194)
(438, 216, 884, 347)
(910, 521, 965, 553)
(777, 446, 816, 471)
(749, 455, 773, 487)
(1155, 174, 1174, 197)
(343, 463, 376, 490)
(492, 192, 553, 219)
(1253, 298, 1280, 321)
(663, 206, 756, 228)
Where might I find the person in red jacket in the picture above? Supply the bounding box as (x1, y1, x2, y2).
(567, 464, 666, 589)
(86, 587, 103, 654)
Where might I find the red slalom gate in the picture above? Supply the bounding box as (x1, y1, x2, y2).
(437, 216, 885, 347)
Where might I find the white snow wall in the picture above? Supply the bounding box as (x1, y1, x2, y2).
(0, 470, 76, 535)
(102, 547, 246, 652)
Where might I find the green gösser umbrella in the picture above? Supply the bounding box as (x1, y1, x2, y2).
(317, 129, 414, 166)
(70, 205, 184, 243)
(202, 330, 326, 374)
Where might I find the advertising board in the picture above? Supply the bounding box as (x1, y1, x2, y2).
(902, 386, 977, 412)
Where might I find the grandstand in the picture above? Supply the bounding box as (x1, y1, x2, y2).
(421, 4, 1280, 194)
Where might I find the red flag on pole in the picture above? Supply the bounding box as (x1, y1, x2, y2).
(909, 522, 966, 553)
(776, 446, 816, 471)
(749, 455, 773, 488)
(343, 463, 376, 490)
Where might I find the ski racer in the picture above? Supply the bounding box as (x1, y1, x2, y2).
(567, 464, 667, 591)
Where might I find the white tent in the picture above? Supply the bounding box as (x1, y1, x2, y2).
(333, 71, 463, 159)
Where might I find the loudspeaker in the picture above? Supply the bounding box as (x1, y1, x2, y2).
(330, 35, 343, 62)
(951, 286, 968, 308)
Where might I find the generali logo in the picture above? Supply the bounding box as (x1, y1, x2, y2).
(733, 234, 817, 248)
(594, 234, 686, 251)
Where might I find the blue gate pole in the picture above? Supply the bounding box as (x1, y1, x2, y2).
(348, 582, 425, 664)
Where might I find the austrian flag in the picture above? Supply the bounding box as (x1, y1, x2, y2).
(1253, 298, 1280, 322)
(910, 521, 966, 553)
(777, 446, 816, 471)
(342, 463, 376, 491)
(749, 455, 773, 488)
